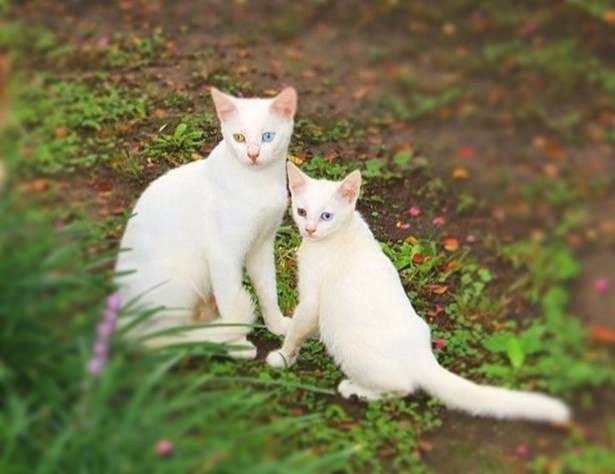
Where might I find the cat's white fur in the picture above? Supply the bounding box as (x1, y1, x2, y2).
(115, 87, 297, 357)
(267, 162, 570, 423)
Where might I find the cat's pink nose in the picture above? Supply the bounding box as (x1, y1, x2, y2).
(305, 226, 316, 235)
(247, 144, 260, 162)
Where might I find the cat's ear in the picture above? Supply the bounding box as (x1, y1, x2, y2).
(337, 170, 362, 204)
(287, 161, 308, 193)
(271, 87, 297, 119)
(211, 87, 236, 121)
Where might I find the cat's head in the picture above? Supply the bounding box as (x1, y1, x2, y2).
(211, 87, 297, 168)
(287, 162, 362, 240)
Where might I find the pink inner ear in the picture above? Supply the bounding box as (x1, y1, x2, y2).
(339, 185, 356, 202)
(211, 88, 235, 120)
(271, 88, 297, 118)
(286, 162, 307, 192)
(288, 174, 306, 192)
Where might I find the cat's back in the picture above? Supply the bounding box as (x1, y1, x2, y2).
(117, 155, 215, 260)
(134, 158, 209, 211)
(316, 215, 414, 324)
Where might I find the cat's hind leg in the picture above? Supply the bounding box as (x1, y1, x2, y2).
(338, 379, 384, 401)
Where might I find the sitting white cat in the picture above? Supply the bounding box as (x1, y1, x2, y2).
(267, 162, 570, 423)
(115, 87, 297, 358)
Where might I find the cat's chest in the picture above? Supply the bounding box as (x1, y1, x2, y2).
(215, 184, 287, 235)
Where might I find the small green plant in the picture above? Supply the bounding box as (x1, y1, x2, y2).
(146, 122, 205, 164)
(383, 86, 462, 122)
(12, 78, 146, 174)
(100, 31, 166, 69)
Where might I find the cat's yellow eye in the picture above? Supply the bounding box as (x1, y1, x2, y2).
(233, 133, 246, 143)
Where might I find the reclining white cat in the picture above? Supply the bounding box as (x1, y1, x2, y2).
(115, 87, 297, 357)
(267, 162, 570, 423)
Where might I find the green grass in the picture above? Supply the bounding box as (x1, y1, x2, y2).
(10, 77, 146, 174)
(382, 86, 462, 122)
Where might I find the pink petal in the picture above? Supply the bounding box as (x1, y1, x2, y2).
(106, 292, 121, 312)
(97, 320, 115, 339)
(407, 206, 421, 217)
(520, 20, 538, 36)
(95, 37, 109, 47)
(93, 339, 108, 357)
(515, 443, 529, 457)
(432, 216, 445, 226)
(432, 338, 446, 350)
(87, 356, 106, 375)
(594, 276, 609, 293)
(456, 145, 475, 159)
(154, 438, 174, 456)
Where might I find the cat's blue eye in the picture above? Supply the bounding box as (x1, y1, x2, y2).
(320, 212, 334, 221)
(261, 131, 275, 143)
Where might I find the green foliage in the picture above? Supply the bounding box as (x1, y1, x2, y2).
(482, 239, 614, 394)
(568, 0, 613, 19)
(521, 177, 582, 206)
(482, 324, 545, 371)
(483, 38, 612, 94)
(383, 86, 462, 122)
(293, 117, 356, 148)
(502, 239, 579, 302)
(11, 78, 146, 174)
(146, 122, 205, 163)
(0, 193, 346, 474)
(300, 155, 355, 180)
(0, 20, 56, 54)
(99, 31, 166, 69)
(274, 225, 302, 313)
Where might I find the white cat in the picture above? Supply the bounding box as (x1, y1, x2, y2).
(115, 87, 297, 358)
(266, 162, 570, 423)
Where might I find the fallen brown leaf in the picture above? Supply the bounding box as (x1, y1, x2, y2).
(589, 325, 615, 344)
(452, 166, 469, 179)
(53, 127, 68, 138)
(441, 237, 459, 252)
(428, 284, 448, 295)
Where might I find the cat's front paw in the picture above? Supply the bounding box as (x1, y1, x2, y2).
(266, 315, 291, 337)
(227, 339, 258, 360)
(266, 350, 294, 369)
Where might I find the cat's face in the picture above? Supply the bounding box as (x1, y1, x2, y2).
(211, 87, 297, 168)
(287, 162, 362, 240)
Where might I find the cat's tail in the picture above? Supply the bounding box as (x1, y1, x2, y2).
(417, 355, 570, 423)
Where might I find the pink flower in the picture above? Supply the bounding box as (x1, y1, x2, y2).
(95, 37, 109, 47)
(106, 292, 121, 312)
(432, 338, 446, 350)
(466, 234, 477, 243)
(520, 20, 538, 36)
(87, 356, 106, 375)
(432, 216, 445, 226)
(594, 276, 609, 294)
(97, 320, 115, 339)
(86, 292, 121, 377)
(154, 438, 174, 457)
(515, 443, 529, 457)
(93, 340, 108, 357)
(407, 206, 421, 217)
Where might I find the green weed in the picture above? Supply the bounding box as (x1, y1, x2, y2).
(11, 78, 146, 174)
(146, 122, 205, 164)
(383, 86, 462, 122)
